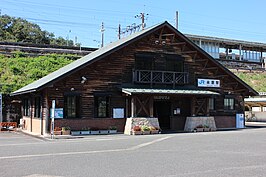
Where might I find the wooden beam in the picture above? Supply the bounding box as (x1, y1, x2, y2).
(181, 51, 197, 55)
(195, 59, 208, 63)
(169, 42, 186, 46)
(205, 67, 218, 70)
(212, 75, 229, 78)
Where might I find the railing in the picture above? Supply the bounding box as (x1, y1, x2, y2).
(133, 70, 189, 85)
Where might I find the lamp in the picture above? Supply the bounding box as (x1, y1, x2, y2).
(81, 76, 87, 84)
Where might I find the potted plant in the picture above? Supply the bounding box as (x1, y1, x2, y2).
(141, 125, 151, 135)
(80, 127, 91, 135)
(132, 125, 142, 135)
(62, 126, 71, 135)
(108, 126, 117, 134)
(150, 126, 159, 134)
(54, 127, 62, 135)
(195, 125, 204, 132)
(203, 125, 210, 132)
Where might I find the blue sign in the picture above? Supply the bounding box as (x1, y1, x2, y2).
(236, 113, 244, 128)
(50, 108, 64, 118)
(198, 78, 220, 88)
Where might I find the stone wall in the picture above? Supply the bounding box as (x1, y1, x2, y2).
(124, 117, 160, 135)
(184, 116, 216, 132)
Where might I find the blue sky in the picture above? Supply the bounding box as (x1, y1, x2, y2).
(2, 0, 266, 48)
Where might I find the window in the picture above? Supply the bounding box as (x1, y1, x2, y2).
(64, 95, 80, 118)
(208, 98, 215, 110)
(23, 98, 30, 116)
(135, 53, 184, 72)
(224, 98, 234, 110)
(34, 97, 41, 118)
(95, 96, 109, 118)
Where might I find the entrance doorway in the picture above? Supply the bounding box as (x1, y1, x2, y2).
(154, 101, 171, 130)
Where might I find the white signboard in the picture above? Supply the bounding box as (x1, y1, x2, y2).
(0, 94, 2, 123)
(113, 108, 124, 118)
(198, 78, 220, 88)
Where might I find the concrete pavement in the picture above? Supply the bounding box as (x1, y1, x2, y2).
(1, 126, 266, 177)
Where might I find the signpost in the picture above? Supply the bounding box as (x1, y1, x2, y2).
(0, 94, 2, 123)
(51, 100, 55, 139)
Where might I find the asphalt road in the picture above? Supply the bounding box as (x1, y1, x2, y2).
(1, 127, 266, 177)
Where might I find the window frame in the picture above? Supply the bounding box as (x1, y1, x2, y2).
(64, 93, 80, 119)
(34, 96, 41, 118)
(23, 98, 31, 117)
(208, 97, 215, 111)
(224, 97, 235, 111)
(94, 95, 110, 118)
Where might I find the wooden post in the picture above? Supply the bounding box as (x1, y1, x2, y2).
(149, 96, 154, 117)
(131, 96, 135, 117)
(191, 97, 196, 116)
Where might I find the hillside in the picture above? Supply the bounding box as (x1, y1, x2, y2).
(0, 52, 74, 94)
(234, 71, 266, 92)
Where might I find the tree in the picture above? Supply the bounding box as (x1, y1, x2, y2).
(0, 14, 74, 46)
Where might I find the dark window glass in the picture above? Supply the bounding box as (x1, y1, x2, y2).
(135, 53, 184, 72)
(208, 98, 215, 110)
(95, 96, 109, 118)
(23, 99, 30, 116)
(34, 97, 41, 118)
(64, 95, 80, 118)
(224, 98, 234, 110)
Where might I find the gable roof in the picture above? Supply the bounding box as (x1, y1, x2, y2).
(11, 21, 258, 96)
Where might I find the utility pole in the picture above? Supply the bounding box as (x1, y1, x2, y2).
(118, 24, 121, 39)
(100, 22, 105, 48)
(135, 12, 148, 30)
(175, 11, 179, 30)
(66, 30, 71, 46)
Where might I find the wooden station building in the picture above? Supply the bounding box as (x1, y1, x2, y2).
(11, 21, 258, 135)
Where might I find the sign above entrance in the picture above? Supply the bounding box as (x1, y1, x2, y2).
(154, 96, 170, 100)
(197, 78, 220, 88)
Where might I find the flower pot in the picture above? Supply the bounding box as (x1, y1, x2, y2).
(80, 131, 91, 135)
(71, 131, 81, 136)
(204, 128, 210, 132)
(196, 128, 204, 132)
(132, 131, 142, 135)
(151, 130, 159, 134)
(90, 130, 100, 135)
(54, 131, 62, 135)
(62, 130, 71, 135)
(142, 130, 151, 135)
(108, 130, 117, 134)
(99, 130, 109, 134)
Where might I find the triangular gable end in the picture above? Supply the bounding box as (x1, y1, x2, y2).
(11, 21, 258, 96)
(152, 22, 258, 96)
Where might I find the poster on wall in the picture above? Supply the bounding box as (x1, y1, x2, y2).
(236, 113, 245, 128)
(113, 108, 124, 118)
(50, 108, 64, 118)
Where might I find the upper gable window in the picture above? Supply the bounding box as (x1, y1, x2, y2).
(135, 53, 183, 72)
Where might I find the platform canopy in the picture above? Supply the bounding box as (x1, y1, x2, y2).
(122, 88, 219, 96)
(245, 97, 266, 107)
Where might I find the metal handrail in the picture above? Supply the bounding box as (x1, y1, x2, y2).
(133, 70, 188, 84)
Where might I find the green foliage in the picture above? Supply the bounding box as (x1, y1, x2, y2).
(234, 72, 266, 92)
(0, 53, 73, 94)
(0, 14, 74, 46)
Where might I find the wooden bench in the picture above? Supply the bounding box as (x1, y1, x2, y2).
(0, 122, 17, 131)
